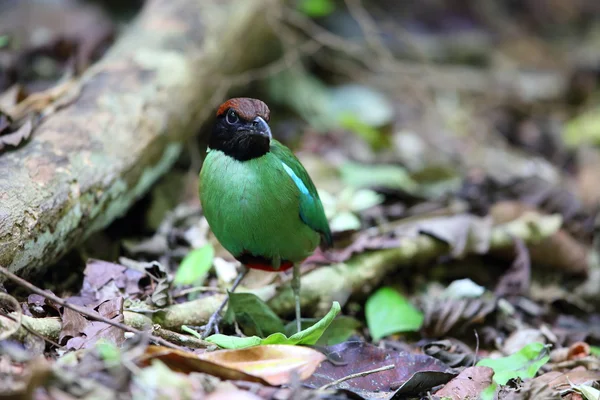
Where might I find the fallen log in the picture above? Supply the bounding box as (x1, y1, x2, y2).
(0, 0, 278, 277)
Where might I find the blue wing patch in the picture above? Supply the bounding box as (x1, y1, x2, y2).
(279, 155, 332, 248)
(281, 161, 320, 234)
(281, 162, 309, 195)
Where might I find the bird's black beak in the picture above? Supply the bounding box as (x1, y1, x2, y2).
(251, 116, 272, 141)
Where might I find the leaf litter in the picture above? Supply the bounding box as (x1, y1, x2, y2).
(2, 0, 600, 399)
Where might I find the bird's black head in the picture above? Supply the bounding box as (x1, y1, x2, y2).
(210, 98, 272, 161)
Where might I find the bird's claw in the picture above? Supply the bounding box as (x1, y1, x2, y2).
(201, 312, 222, 339)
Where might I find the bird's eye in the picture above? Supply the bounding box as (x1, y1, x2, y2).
(226, 110, 239, 125)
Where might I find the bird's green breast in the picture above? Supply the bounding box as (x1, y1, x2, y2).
(199, 149, 320, 266)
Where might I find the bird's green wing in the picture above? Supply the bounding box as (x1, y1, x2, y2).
(270, 140, 332, 247)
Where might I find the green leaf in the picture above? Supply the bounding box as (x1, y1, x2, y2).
(341, 162, 419, 192)
(206, 302, 341, 349)
(338, 113, 389, 150)
(477, 342, 550, 399)
(284, 316, 361, 346)
(330, 211, 361, 232)
(572, 383, 600, 400)
(0, 35, 9, 49)
(298, 0, 335, 17)
(590, 346, 600, 357)
(349, 189, 385, 212)
(330, 84, 394, 127)
(224, 292, 285, 337)
(564, 107, 600, 148)
(205, 334, 264, 349)
(366, 287, 423, 341)
(174, 244, 214, 286)
(95, 339, 121, 367)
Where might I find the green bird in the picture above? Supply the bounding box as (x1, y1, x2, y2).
(199, 98, 332, 337)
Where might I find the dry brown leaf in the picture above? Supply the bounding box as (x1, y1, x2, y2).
(205, 390, 263, 400)
(0, 119, 33, 151)
(534, 367, 600, 391)
(434, 366, 494, 399)
(138, 345, 325, 386)
(200, 345, 325, 385)
(421, 296, 496, 337)
(490, 201, 589, 276)
(423, 340, 477, 368)
(551, 342, 591, 363)
(304, 341, 455, 398)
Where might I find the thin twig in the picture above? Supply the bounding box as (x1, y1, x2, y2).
(344, 0, 395, 64)
(0, 292, 22, 340)
(0, 266, 183, 351)
(317, 364, 395, 391)
(473, 329, 480, 367)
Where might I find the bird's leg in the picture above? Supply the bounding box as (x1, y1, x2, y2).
(292, 263, 302, 333)
(201, 265, 248, 339)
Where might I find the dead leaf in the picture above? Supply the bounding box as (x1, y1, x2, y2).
(330, 213, 494, 263)
(59, 307, 88, 345)
(118, 258, 171, 307)
(506, 367, 600, 399)
(0, 118, 33, 151)
(490, 202, 589, 276)
(551, 342, 591, 363)
(84, 259, 127, 292)
(434, 366, 494, 399)
(138, 346, 267, 384)
(200, 345, 326, 385)
(503, 329, 546, 356)
(304, 341, 455, 399)
(64, 297, 125, 350)
(0, 112, 10, 132)
(421, 296, 497, 338)
(415, 214, 493, 258)
(423, 340, 477, 368)
(138, 345, 324, 386)
(0, 85, 28, 112)
(67, 259, 146, 308)
(495, 237, 531, 297)
(205, 390, 263, 400)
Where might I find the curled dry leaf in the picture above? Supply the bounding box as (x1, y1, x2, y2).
(434, 366, 494, 400)
(421, 296, 496, 338)
(551, 342, 591, 363)
(304, 341, 455, 399)
(504, 367, 600, 400)
(423, 339, 477, 368)
(138, 345, 325, 386)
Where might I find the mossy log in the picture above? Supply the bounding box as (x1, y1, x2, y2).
(0, 0, 278, 277)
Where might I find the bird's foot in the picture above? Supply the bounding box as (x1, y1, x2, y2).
(200, 311, 222, 339)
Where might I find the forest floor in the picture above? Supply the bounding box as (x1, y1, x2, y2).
(0, 0, 599, 399)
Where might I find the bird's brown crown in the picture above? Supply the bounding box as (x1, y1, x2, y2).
(217, 98, 270, 122)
